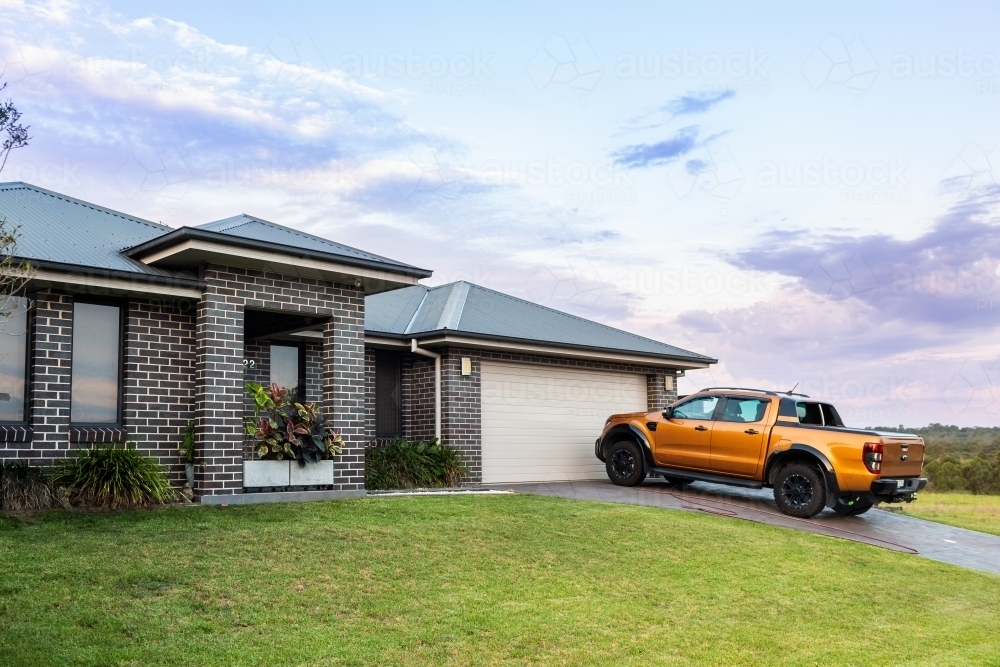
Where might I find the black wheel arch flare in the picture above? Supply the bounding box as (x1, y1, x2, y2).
(601, 425, 655, 472)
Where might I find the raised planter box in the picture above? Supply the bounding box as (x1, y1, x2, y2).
(243, 460, 335, 487)
(243, 460, 290, 487)
(289, 459, 334, 486)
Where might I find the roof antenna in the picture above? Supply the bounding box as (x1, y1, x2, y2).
(785, 382, 799, 395)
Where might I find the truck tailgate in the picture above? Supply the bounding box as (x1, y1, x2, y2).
(879, 436, 925, 477)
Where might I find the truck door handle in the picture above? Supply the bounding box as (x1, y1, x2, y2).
(744, 429, 759, 435)
(694, 425, 708, 431)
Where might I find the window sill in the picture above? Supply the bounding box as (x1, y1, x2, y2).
(0, 425, 33, 443)
(69, 426, 128, 443)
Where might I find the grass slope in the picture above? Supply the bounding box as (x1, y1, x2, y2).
(902, 492, 1000, 537)
(2, 495, 999, 666)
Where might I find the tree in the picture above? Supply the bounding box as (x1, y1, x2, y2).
(0, 76, 30, 172)
(0, 74, 33, 318)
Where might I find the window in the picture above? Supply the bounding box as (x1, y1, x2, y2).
(374, 351, 401, 437)
(672, 395, 718, 420)
(270, 344, 300, 401)
(795, 401, 823, 425)
(721, 397, 768, 423)
(71, 301, 121, 424)
(0, 298, 29, 422)
(820, 403, 844, 427)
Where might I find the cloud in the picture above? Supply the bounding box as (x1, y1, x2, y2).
(612, 126, 700, 168)
(660, 187, 1000, 426)
(663, 89, 735, 116)
(726, 186, 1000, 331)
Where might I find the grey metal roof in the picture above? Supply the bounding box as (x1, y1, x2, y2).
(0, 182, 171, 275)
(366, 281, 716, 363)
(195, 214, 428, 274)
(0, 182, 430, 280)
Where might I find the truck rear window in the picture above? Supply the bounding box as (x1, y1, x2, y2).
(795, 402, 823, 425)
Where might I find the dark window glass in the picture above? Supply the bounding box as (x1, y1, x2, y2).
(795, 402, 823, 425)
(821, 403, 844, 427)
(270, 345, 300, 400)
(672, 396, 718, 420)
(71, 302, 120, 424)
(0, 298, 29, 422)
(375, 351, 401, 437)
(721, 398, 769, 423)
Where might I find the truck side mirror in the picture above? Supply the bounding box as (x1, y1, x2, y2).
(662, 406, 673, 419)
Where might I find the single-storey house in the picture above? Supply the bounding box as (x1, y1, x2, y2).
(0, 182, 716, 503)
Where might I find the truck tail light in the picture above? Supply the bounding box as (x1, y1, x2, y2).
(863, 442, 883, 474)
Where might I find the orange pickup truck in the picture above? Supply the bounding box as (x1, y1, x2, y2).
(596, 387, 927, 518)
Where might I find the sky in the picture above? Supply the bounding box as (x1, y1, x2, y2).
(2, 0, 1000, 427)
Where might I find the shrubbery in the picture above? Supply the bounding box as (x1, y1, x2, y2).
(924, 452, 1000, 494)
(0, 460, 53, 511)
(365, 438, 468, 490)
(52, 444, 174, 509)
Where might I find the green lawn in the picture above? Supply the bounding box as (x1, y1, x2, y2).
(901, 492, 1000, 536)
(2, 495, 999, 666)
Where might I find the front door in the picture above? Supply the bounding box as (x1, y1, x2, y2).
(654, 395, 719, 470)
(709, 397, 771, 476)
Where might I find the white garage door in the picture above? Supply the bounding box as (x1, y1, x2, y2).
(481, 361, 648, 483)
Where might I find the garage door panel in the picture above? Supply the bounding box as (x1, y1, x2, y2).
(481, 361, 647, 484)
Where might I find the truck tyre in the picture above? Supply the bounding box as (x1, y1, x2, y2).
(605, 440, 647, 487)
(833, 497, 873, 517)
(773, 463, 826, 518)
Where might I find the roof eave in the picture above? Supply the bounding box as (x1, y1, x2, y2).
(123, 227, 433, 279)
(364, 329, 717, 368)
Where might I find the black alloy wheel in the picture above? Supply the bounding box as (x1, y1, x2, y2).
(773, 462, 827, 518)
(605, 440, 647, 487)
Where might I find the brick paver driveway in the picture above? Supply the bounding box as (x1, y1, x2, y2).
(501, 479, 1000, 576)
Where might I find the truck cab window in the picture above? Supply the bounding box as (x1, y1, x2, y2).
(795, 402, 823, 425)
(672, 396, 718, 420)
(721, 398, 768, 423)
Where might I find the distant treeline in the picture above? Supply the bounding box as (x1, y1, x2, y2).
(873, 424, 1000, 494)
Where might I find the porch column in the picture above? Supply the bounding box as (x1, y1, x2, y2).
(323, 288, 366, 490)
(194, 274, 245, 497)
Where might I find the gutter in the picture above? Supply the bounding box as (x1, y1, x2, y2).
(410, 339, 442, 442)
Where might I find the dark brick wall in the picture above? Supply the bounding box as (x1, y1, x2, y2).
(646, 371, 679, 412)
(400, 353, 436, 441)
(195, 265, 366, 497)
(7, 292, 74, 462)
(123, 299, 197, 487)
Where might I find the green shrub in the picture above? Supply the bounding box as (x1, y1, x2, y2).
(365, 439, 468, 490)
(53, 443, 174, 508)
(925, 452, 1000, 494)
(0, 460, 52, 511)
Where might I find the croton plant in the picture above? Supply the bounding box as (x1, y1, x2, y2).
(245, 382, 344, 464)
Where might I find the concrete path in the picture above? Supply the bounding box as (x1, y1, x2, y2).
(500, 479, 1000, 576)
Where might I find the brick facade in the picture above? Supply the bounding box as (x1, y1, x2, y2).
(195, 265, 366, 496)
(6, 270, 365, 498)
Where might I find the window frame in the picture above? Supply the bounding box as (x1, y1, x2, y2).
(68, 296, 126, 428)
(0, 295, 33, 426)
(374, 350, 402, 438)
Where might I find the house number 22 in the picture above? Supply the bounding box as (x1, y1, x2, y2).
(242, 359, 256, 369)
